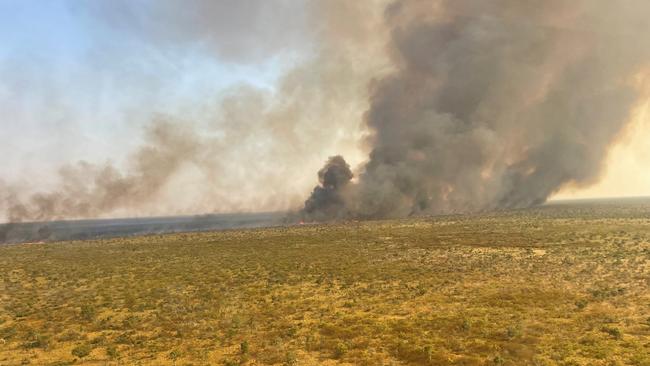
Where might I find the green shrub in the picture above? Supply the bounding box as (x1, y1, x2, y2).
(23, 332, 49, 349)
(57, 329, 81, 342)
(168, 349, 182, 361)
(71, 344, 92, 358)
(422, 345, 434, 362)
(461, 318, 471, 332)
(506, 324, 522, 339)
(283, 351, 298, 366)
(90, 335, 106, 345)
(106, 345, 119, 358)
(0, 326, 17, 340)
(115, 332, 134, 345)
(80, 304, 96, 321)
(575, 299, 588, 310)
(222, 358, 238, 366)
(333, 341, 348, 359)
(601, 326, 622, 339)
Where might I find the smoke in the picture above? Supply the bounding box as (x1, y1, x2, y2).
(81, 0, 313, 63)
(3, 0, 649, 225)
(304, 0, 650, 219)
(1, 119, 203, 222)
(303, 156, 353, 220)
(1, 0, 388, 224)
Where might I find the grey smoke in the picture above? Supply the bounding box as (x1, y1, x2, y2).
(2, 119, 203, 222)
(3, 0, 648, 225)
(303, 156, 353, 220)
(304, 0, 650, 219)
(1, 1, 386, 223)
(81, 0, 312, 63)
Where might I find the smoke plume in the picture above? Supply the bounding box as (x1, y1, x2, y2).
(1, 0, 387, 224)
(303, 156, 353, 220)
(304, 0, 650, 219)
(3, 0, 650, 225)
(2, 119, 205, 222)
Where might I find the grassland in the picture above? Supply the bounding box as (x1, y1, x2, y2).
(0, 201, 649, 365)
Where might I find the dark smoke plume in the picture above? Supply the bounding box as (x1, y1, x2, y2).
(3, 1, 649, 225)
(303, 156, 353, 220)
(304, 0, 650, 219)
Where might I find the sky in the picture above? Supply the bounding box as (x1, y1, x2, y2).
(1, 0, 649, 222)
(0, 0, 379, 221)
(553, 99, 650, 200)
(0, 0, 286, 179)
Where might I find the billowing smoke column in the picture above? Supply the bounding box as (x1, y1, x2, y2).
(2, 0, 650, 227)
(303, 156, 353, 220)
(304, 0, 650, 220)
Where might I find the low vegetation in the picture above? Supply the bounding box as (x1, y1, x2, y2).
(1, 201, 649, 365)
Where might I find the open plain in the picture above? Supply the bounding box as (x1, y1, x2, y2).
(1, 199, 649, 365)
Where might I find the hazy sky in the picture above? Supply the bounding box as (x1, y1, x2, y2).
(554, 99, 650, 200)
(0, 0, 286, 179)
(0, 0, 380, 221)
(1, 0, 649, 221)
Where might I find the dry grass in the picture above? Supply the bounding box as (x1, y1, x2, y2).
(1, 201, 649, 365)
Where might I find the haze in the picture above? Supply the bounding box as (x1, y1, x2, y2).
(1, 0, 649, 223)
